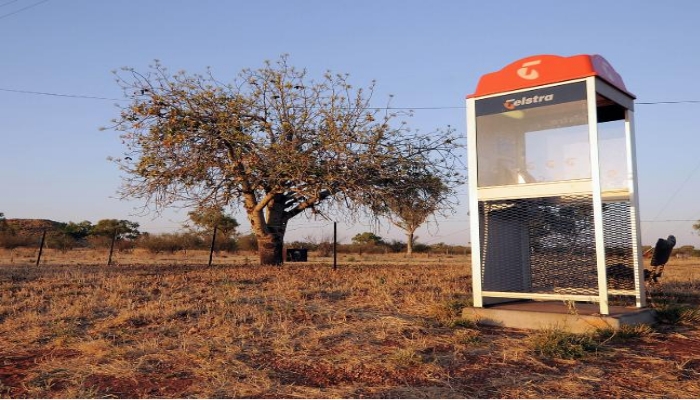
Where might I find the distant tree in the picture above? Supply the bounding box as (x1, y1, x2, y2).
(352, 232, 384, 246)
(675, 245, 695, 258)
(188, 207, 240, 237)
(62, 220, 94, 240)
(108, 56, 462, 265)
(380, 172, 453, 256)
(188, 207, 240, 252)
(91, 219, 141, 240)
(0, 212, 6, 232)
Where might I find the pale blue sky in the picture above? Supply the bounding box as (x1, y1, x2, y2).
(2, 0, 700, 246)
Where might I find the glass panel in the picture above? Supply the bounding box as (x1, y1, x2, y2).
(598, 120, 627, 191)
(475, 83, 589, 187)
(596, 94, 629, 193)
(525, 125, 590, 182)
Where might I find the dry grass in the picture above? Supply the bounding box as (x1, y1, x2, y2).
(0, 254, 699, 398)
(0, 247, 469, 267)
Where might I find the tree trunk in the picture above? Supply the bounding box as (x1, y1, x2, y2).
(406, 230, 414, 257)
(245, 193, 290, 266)
(257, 233, 285, 265)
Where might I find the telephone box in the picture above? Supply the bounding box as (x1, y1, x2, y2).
(466, 54, 644, 315)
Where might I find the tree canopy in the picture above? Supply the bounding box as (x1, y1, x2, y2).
(63, 220, 94, 240)
(188, 207, 240, 237)
(351, 232, 384, 246)
(187, 206, 240, 252)
(91, 219, 141, 240)
(109, 56, 463, 264)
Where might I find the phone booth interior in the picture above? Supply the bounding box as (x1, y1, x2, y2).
(466, 55, 644, 315)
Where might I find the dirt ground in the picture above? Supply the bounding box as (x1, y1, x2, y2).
(0, 257, 698, 398)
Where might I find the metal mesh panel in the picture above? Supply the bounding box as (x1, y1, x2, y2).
(479, 195, 598, 295)
(603, 201, 636, 292)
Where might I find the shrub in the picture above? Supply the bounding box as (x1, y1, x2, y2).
(46, 232, 79, 253)
(529, 329, 599, 359)
(286, 240, 317, 251)
(139, 232, 204, 254)
(316, 241, 334, 257)
(428, 298, 472, 327)
(0, 232, 35, 249)
(214, 236, 238, 252)
(237, 233, 258, 251)
(654, 303, 700, 325)
(86, 235, 112, 249)
(412, 242, 431, 253)
(344, 243, 387, 255)
(385, 239, 406, 253)
(116, 239, 137, 253)
(595, 324, 653, 343)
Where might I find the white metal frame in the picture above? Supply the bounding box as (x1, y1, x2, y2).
(626, 101, 646, 308)
(467, 76, 642, 314)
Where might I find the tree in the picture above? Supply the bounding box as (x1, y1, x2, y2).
(62, 220, 94, 240)
(188, 207, 240, 237)
(381, 172, 452, 256)
(188, 207, 240, 252)
(352, 232, 384, 246)
(109, 56, 462, 265)
(91, 219, 141, 240)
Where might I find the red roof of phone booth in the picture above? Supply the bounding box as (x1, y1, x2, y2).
(468, 54, 635, 99)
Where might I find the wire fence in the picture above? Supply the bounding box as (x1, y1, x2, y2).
(0, 229, 470, 268)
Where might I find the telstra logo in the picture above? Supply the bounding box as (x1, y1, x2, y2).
(503, 94, 555, 110)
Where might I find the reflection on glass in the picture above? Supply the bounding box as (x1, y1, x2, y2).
(525, 125, 590, 182)
(598, 119, 627, 191)
(476, 97, 590, 187)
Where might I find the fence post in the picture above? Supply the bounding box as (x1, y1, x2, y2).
(208, 225, 218, 267)
(107, 229, 117, 266)
(333, 222, 337, 270)
(36, 229, 47, 266)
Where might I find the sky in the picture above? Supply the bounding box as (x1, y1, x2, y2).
(2, 0, 700, 247)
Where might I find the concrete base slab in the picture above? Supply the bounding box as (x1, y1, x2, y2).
(463, 301, 656, 333)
